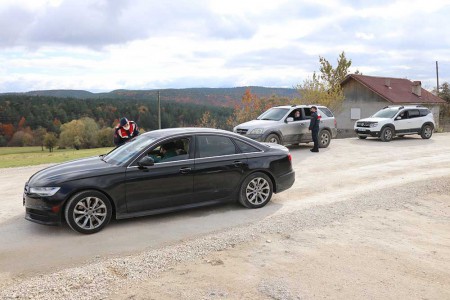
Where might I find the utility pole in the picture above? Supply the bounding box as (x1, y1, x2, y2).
(157, 91, 161, 129)
(436, 61, 440, 94)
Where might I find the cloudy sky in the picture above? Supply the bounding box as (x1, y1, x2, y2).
(0, 0, 449, 92)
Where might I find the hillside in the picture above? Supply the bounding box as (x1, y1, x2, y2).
(3, 86, 299, 107)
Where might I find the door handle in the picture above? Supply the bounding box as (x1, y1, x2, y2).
(179, 167, 191, 174)
(233, 161, 244, 167)
(300, 123, 305, 126)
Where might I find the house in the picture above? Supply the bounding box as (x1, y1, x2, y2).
(337, 74, 446, 136)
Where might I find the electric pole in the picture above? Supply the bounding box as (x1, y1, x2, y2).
(436, 61, 440, 94)
(158, 91, 161, 129)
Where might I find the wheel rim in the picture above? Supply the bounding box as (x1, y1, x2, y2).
(424, 127, 432, 138)
(246, 177, 270, 205)
(384, 129, 392, 140)
(268, 137, 279, 144)
(73, 197, 108, 230)
(320, 132, 329, 145)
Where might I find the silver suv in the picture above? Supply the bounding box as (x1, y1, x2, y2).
(233, 105, 338, 147)
(354, 105, 435, 142)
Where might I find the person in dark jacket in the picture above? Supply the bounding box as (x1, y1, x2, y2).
(114, 117, 139, 147)
(308, 106, 321, 152)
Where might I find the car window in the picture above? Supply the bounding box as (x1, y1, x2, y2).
(372, 108, 399, 118)
(257, 108, 290, 121)
(319, 107, 334, 117)
(147, 137, 191, 163)
(303, 108, 311, 119)
(197, 135, 237, 158)
(234, 139, 261, 153)
(407, 109, 420, 118)
(397, 110, 408, 120)
(104, 136, 156, 165)
(288, 109, 303, 121)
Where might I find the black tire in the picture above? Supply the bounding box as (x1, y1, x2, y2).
(64, 190, 112, 234)
(380, 127, 394, 142)
(238, 172, 273, 209)
(420, 124, 433, 139)
(357, 135, 367, 139)
(265, 134, 281, 144)
(318, 130, 331, 148)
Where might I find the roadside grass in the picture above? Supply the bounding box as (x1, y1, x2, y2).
(0, 147, 114, 168)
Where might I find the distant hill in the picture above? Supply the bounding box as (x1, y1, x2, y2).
(3, 86, 299, 107)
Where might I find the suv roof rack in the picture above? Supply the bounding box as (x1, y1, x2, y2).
(382, 105, 404, 109)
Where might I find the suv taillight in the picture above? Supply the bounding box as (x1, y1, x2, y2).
(334, 119, 337, 128)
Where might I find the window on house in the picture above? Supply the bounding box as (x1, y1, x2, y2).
(351, 108, 361, 120)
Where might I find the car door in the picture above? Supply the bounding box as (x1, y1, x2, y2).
(394, 110, 411, 133)
(407, 109, 421, 132)
(193, 134, 248, 203)
(125, 136, 194, 213)
(280, 109, 310, 143)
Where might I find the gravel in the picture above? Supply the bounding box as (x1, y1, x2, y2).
(1, 176, 449, 300)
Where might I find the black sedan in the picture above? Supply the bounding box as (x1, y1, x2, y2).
(24, 128, 295, 234)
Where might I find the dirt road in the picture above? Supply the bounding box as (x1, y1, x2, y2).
(0, 134, 449, 299)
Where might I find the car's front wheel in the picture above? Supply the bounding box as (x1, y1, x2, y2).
(420, 124, 433, 139)
(318, 130, 331, 148)
(64, 190, 112, 234)
(238, 172, 273, 209)
(380, 127, 394, 142)
(265, 134, 281, 144)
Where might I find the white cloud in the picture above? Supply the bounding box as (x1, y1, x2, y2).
(0, 0, 449, 92)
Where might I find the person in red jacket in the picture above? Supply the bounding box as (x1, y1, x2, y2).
(114, 117, 139, 146)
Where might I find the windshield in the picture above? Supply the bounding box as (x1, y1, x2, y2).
(371, 108, 399, 119)
(257, 108, 289, 121)
(103, 136, 156, 165)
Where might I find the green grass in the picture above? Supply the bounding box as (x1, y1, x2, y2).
(0, 146, 114, 168)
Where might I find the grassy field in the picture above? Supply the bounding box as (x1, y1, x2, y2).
(0, 146, 114, 168)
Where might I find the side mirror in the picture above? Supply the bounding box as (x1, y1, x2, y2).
(395, 116, 401, 120)
(138, 156, 154, 168)
(286, 117, 294, 123)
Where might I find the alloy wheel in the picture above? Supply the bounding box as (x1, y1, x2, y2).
(246, 177, 270, 205)
(73, 197, 108, 230)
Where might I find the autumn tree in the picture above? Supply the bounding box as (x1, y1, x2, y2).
(59, 117, 100, 149)
(97, 127, 115, 147)
(44, 132, 58, 152)
(296, 51, 353, 112)
(33, 126, 47, 151)
(197, 111, 217, 128)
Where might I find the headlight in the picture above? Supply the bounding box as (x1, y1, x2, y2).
(249, 128, 264, 135)
(370, 122, 378, 128)
(29, 187, 60, 197)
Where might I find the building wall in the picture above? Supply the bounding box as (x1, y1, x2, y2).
(336, 79, 388, 137)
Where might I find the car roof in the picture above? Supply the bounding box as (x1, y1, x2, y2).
(382, 105, 428, 109)
(141, 127, 230, 137)
(273, 105, 329, 109)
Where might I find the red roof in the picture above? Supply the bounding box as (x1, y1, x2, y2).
(342, 74, 446, 104)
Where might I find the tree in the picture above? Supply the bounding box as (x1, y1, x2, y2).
(8, 130, 34, 146)
(197, 111, 217, 128)
(438, 82, 450, 103)
(59, 117, 99, 149)
(296, 51, 353, 112)
(44, 132, 58, 152)
(33, 126, 47, 151)
(97, 127, 115, 147)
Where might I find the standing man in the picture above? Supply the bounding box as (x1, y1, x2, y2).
(114, 117, 139, 147)
(308, 106, 321, 152)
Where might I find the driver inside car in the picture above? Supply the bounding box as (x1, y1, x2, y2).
(149, 142, 178, 163)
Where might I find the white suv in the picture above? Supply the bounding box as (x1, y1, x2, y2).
(354, 105, 435, 142)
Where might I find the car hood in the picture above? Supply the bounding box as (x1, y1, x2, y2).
(27, 156, 120, 186)
(236, 119, 279, 129)
(357, 117, 388, 123)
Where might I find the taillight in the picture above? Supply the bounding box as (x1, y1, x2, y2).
(334, 119, 337, 127)
(288, 153, 292, 162)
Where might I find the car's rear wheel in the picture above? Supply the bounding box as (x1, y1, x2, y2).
(265, 134, 280, 144)
(318, 130, 331, 148)
(380, 127, 393, 142)
(64, 190, 112, 234)
(238, 172, 273, 209)
(421, 124, 433, 139)
(357, 135, 367, 139)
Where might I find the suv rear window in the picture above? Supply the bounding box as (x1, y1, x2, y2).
(420, 109, 431, 116)
(408, 109, 420, 118)
(319, 107, 334, 117)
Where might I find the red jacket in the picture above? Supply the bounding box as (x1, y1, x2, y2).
(114, 121, 139, 146)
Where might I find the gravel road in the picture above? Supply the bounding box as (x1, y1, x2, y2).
(0, 134, 449, 299)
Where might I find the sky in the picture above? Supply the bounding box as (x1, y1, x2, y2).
(0, 0, 449, 93)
